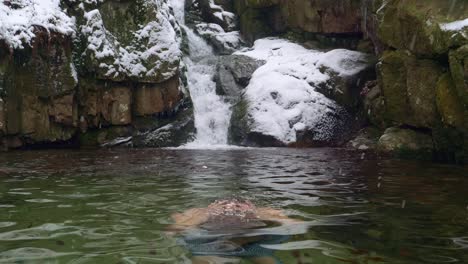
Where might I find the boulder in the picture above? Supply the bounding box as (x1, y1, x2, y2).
(229, 38, 376, 147)
(347, 126, 381, 150)
(197, 0, 238, 32)
(363, 81, 386, 128)
(317, 52, 377, 110)
(449, 45, 468, 107)
(378, 51, 443, 128)
(436, 73, 464, 129)
(378, 0, 468, 56)
(215, 54, 265, 103)
(378, 127, 434, 159)
(194, 23, 244, 54)
(132, 107, 196, 148)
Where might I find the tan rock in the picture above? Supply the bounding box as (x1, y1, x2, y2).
(102, 86, 132, 125)
(282, 0, 362, 34)
(134, 85, 165, 116)
(50, 94, 76, 126)
(134, 75, 181, 116)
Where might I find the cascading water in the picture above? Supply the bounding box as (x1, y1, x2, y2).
(171, 0, 233, 148)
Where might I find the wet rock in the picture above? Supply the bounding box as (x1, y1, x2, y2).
(134, 75, 183, 116)
(197, 0, 238, 32)
(378, 0, 468, 56)
(235, 0, 363, 44)
(436, 74, 464, 129)
(378, 51, 443, 128)
(281, 0, 362, 35)
(229, 96, 353, 148)
(195, 23, 244, 55)
(363, 81, 386, 128)
(215, 54, 265, 103)
(132, 107, 195, 148)
(317, 53, 377, 111)
(101, 87, 132, 126)
(80, 81, 132, 128)
(347, 126, 381, 150)
(50, 94, 77, 127)
(378, 127, 434, 159)
(449, 45, 468, 107)
(0, 136, 23, 150)
(80, 126, 132, 147)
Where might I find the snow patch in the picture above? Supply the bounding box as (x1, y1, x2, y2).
(0, 0, 75, 49)
(80, 0, 182, 81)
(440, 18, 468, 32)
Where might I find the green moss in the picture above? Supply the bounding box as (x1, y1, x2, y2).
(99, 0, 148, 47)
(378, 51, 410, 125)
(436, 73, 464, 129)
(449, 45, 468, 106)
(378, 0, 467, 56)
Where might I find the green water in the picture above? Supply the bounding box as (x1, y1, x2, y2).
(0, 148, 467, 263)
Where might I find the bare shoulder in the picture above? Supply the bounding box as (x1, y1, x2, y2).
(256, 207, 287, 219)
(171, 207, 210, 227)
(256, 207, 302, 223)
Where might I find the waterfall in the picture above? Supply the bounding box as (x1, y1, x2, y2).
(170, 0, 233, 148)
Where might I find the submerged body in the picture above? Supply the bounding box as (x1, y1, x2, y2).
(168, 199, 300, 264)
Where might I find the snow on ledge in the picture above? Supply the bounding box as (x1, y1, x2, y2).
(440, 18, 468, 32)
(0, 0, 75, 49)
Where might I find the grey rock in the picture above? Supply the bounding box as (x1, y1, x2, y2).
(195, 23, 244, 55)
(215, 54, 265, 103)
(132, 110, 195, 148)
(378, 127, 434, 159)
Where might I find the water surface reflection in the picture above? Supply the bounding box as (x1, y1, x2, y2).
(0, 148, 467, 263)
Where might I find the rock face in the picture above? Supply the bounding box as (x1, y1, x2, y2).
(214, 54, 266, 103)
(194, 23, 244, 55)
(233, 0, 370, 46)
(378, 127, 434, 160)
(370, 0, 468, 163)
(0, 0, 191, 149)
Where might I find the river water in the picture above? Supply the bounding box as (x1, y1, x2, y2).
(0, 148, 467, 263)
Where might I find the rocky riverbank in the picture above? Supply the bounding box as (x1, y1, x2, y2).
(0, 0, 467, 163)
(205, 0, 467, 163)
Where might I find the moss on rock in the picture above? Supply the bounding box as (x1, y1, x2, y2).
(436, 73, 464, 129)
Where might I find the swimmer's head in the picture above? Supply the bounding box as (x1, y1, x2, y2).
(207, 198, 256, 217)
(201, 198, 264, 231)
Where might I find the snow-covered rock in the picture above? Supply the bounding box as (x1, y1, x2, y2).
(197, 0, 237, 32)
(78, 0, 182, 83)
(0, 0, 75, 49)
(440, 18, 468, 32)
(230, 38, 373, 146)
(195, 23, 243, 54)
